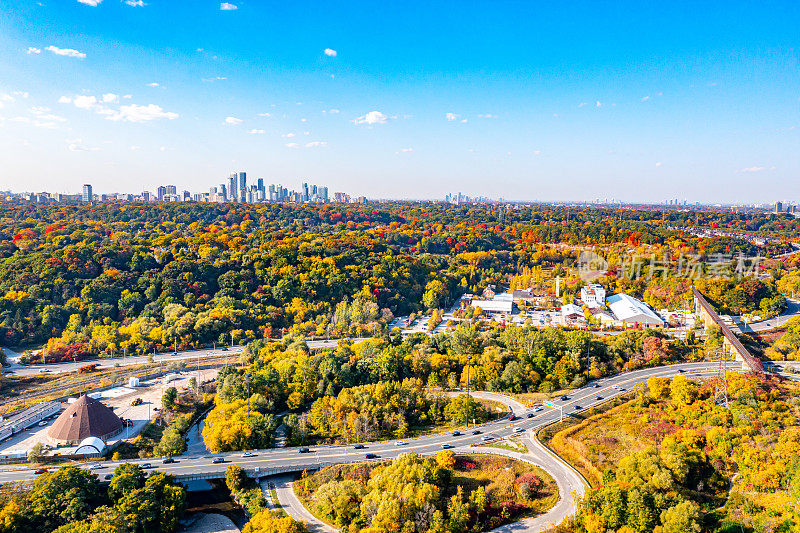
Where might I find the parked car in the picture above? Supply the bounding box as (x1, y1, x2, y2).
(130, 398, 143, 406)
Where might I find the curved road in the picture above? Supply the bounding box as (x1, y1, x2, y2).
(0, 361, 722, 531)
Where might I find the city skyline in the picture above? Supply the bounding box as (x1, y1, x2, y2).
(1, 1, 799, 203)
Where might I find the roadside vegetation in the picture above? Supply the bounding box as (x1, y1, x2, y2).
(546, 373, 800, 532)
(295, 451, 557, 532)
(0, 464, 185, 533)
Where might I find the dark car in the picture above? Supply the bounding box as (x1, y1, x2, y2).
(593, 383, 601, 388)
(472, 430, 481, 435)
(365, 453, 378, 459)
(299, 447, 310, 453)
(678, 369, 685, 373)
(561, 395, 569, 401)
(526, 413, 534, 418)
(104, 474, 113, 480)
(509, 415, 518, 421)
(354, 444, 365, 449)
(221, 347, 229, 351)
(441, 444, 453, 449)
(573, 405, 581, 410)
(162, 457, 175, 464)
(596, 396, 603, 401)
(451, 431, 461, 436)
(212, 457, 225, 464)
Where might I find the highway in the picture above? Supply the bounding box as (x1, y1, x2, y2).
(1, 338, 371, 377)
(0, 362, 719, 496)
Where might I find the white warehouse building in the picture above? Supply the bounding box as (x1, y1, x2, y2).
(580, 284, 606, 308)
(471, 293, 514, 314)
(606, 293, 665, 327)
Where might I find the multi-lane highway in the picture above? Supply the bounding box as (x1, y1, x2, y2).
(0, 362, 719, 495)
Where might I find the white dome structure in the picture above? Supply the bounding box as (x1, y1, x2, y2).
(75, 436, 107, 455)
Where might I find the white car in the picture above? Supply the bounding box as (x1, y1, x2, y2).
(395, 441, 408, 446)
(513, 427, 525, 433)
(90, 464, 105, 470)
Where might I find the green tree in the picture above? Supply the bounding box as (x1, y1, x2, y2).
(162, 387, 178, 411)
(656, 501, 701, 533)
(27, 466, 102, 531)
(108, 463, 145, 502)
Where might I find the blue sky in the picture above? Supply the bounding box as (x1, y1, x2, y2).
(1, 1, 798, 202)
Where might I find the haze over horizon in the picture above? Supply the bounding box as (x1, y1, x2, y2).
(1, 1, 799, 203)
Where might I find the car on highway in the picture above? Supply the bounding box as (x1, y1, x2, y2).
(593, 383, 601, 388)
(140, 463, 152, 469)
(534, 407, 543, 412)
(162, 457, 175, 464)
(561, 395, 569, 401)
(472, 430, 481, 435)
(513, 427, 525, 433)
(395, 441, 408, 446)
(242, 452, 256, 457)
(481, 435, 493, 441)
(90, 464, 105, 470)
(678, 369, 685, 373)
(451, 431, 461, 436)
(353, 444, 365, 449)
(508, 415, 518, 421)
(39, 369, 51, 373)
(365, 453, 378, 459)
(596, 396, 603, 401)
(574, 405, 581, 410)
(526, 413, 534, 418)
(212, 457, 225, 464)
(299, 447, 311, 453)
(104, 474, 113, 480)
(221, 347, 229, 351)
(441, 444, 453, 449)
(34, 468, 47, 475)
(38, 421, 48, 426)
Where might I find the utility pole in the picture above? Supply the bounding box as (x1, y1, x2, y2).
(465, 356, 472, 428)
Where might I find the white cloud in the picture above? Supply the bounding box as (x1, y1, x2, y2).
(147, 82, 160, 87)
(248, 129, 265, 134)
(27, 47, 41, 54)
(257, 112, 271, 117)
(532, 150, 542, 156)
(107, 103, 178, 122)
(578, 102, 588, 108)
(285, 142, 299, 148)
(596, 101, 602, 107)
(202, 76, 227, 82)
(220, 2, 237, 10)
(58, 96, 72, 104)
(477, 114, 497, 119)
(328, 108, 340, 114)
(102, 93, 119, 103)
(460, 118, 468, 123)
(397, 148, 413, 153)
(73, 95, 99, 110)
(305, 141, 326, 147)
(129, 145, 141, 150)
(45, 46, 86, 58)
(123, 94, 132, 99)
(0, 94, 14, 108)
(353, 110, 387, 125)
(300, 118, 307, 122)
(13, 91, 29, 98)
(655, 161, 662, 167)
(739, 166, 765, 173)
(159, 146, 167, 151)
(224, 116, 243, 125)
(124, 0, 146, 6)
(324, 48, 337, 57)
(445, 112, 460, 121)
(641, 96, 650, 101)
(282, 132, 296, 138)
(78, 0, 103, 5)
(66, 139, 99, 151)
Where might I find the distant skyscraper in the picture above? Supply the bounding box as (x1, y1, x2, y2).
(81, 184, 92, 203)
(228, 173, 237, 202)
(166, 185, 177, 195)
(238, 172, 247, 202)
(302, 182, 309, 202)
(219, 183, 227, 201)
(157, 186, 166, 201)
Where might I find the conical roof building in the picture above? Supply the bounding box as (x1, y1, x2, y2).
(48, 395, 123, 444)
